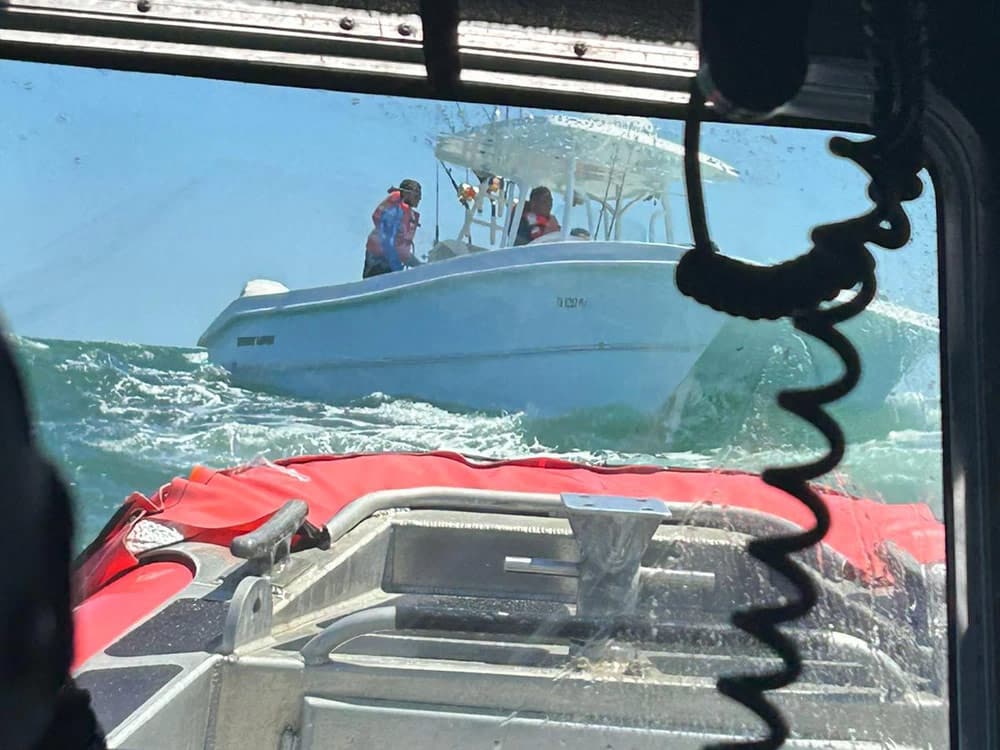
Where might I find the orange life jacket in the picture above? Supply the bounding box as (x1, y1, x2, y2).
(516, 211, 561, 245)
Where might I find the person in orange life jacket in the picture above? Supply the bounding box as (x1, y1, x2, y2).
(513, 186, 561, 246)
(363, 178, 423, 279)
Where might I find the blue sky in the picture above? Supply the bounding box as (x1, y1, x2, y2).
(0, 60, 940, 347)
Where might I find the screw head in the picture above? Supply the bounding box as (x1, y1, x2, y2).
(339, 17, 355, 31)
(397, 23, 414, 37)
(573, 41, 588, 57)
(136, 0, 151, 11)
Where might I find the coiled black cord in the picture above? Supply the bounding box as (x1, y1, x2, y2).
(678, 2, 927, 747)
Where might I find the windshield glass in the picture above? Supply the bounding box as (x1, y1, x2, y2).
(3, 60, 945, 748)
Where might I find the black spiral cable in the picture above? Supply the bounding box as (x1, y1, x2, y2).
(677, 1, 927, 747)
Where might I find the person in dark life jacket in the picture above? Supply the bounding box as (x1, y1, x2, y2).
(514, 186, 561, 246)
(363, 178, 423, 279)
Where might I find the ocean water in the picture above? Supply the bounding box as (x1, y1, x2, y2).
(9, 323, 943, 551)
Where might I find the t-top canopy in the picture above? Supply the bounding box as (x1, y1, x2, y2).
(434, 113, 739, 201)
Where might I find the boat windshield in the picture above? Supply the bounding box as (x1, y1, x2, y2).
(3, 60, 945, 748)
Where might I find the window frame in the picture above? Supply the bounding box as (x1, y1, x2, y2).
(1, 3, 996, 747)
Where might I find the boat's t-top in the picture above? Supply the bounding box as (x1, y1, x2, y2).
(431, 113, 739, 255)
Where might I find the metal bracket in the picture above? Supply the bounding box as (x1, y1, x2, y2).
(505, 493, 671, 618)
(231, 498, 308, 577)
(219, 575, 273, 655)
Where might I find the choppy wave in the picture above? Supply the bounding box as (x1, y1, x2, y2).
(8, 332, 943, 548)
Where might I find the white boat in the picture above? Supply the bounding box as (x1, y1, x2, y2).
(197, 114, 933, 417)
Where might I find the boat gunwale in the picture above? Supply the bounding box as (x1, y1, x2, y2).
(197, 241, 688, 347)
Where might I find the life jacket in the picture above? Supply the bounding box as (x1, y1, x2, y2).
(515, 211, 560, 246)
(366, 191, 420, 270)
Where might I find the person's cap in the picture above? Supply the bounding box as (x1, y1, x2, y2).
(399, 179, 422, 194)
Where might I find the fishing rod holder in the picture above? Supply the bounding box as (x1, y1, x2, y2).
(504, 493, 671, 618)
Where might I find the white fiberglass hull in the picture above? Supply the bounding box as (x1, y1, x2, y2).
(198, 241, 936, 418)
(198, 242, 724, 417)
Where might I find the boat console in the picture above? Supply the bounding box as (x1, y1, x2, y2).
(77, 489, 948, 749)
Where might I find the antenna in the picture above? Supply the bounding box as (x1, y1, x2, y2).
(435, 162, 441, 245)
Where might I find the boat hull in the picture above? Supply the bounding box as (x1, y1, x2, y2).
(199, 242, 725, 416)
(199, 241, 937, 417)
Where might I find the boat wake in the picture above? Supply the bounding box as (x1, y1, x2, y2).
(9, 332, 942, 547)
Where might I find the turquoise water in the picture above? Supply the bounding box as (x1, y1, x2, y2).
(9, 328, 942, 551)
